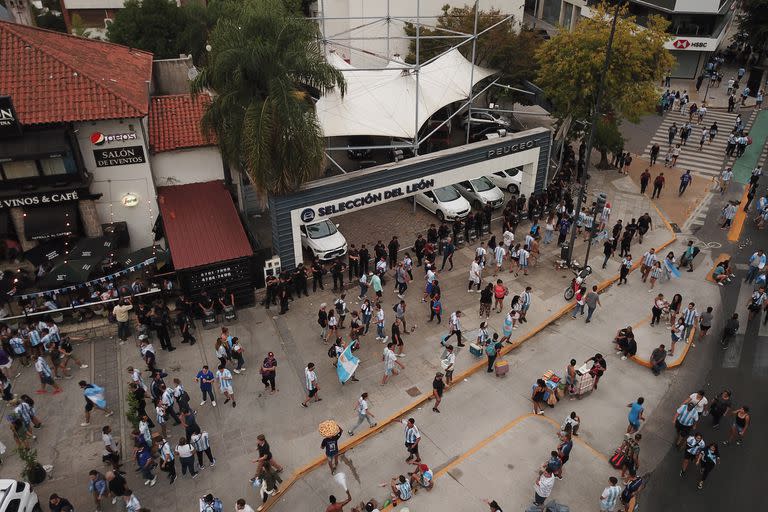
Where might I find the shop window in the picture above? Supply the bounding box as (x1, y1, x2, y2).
(40, 155, 76, 175)
(2, 160, 38, 179)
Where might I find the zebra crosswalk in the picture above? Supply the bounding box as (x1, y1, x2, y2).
(641, 108, 740, 180)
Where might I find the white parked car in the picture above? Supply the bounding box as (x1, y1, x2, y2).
(453, 177, 505, 209)
(300, 220, 348, 261)
(0, 480, 41, 512)
(414, 186, 471, 222)
(488, 166, 523, 194)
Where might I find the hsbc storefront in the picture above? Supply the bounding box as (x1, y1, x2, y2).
(0, 95, 157, 251)
(665, 36, 721, 79)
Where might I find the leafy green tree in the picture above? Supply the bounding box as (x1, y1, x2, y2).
(107, 0, 210, 59)
(535, 2, 673, 123)
(594, 117, 624, 168)
(737, 0, 768, 58)
(192, 0, 346, 195)
(403, 4, 541, 86)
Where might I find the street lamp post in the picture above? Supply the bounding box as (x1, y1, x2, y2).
(565, 1, 623, 266)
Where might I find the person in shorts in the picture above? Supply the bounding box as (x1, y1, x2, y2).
(673, 402, 699, 448)
(321, 429, 341, 474)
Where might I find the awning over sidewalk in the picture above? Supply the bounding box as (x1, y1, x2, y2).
(157, 181, 252, 270)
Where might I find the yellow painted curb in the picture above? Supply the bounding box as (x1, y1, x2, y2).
(727, 185, 751, 242)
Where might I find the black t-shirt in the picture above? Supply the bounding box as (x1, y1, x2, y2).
(433, 378, 444, 396)
(108, 473, 128, 496)
(638, 216, 651, 230)
(480, 287, 493, 303)
(49, 497, 74, 511)
(258, 441, 272, 460)
(321, 434, 341, 456)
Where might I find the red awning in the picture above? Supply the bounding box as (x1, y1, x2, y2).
(157, 181, 252, 270)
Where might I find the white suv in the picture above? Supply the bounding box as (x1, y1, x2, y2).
(300, 220, 348, 262)
(414, 186, 471, 222)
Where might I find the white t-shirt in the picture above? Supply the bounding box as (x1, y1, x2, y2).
(688, 393, 708, 414)
(502, 230, 514, 248)
(176, 443, 195, 458)
(384, 348, 397, 369)
(535, 473, 555, 497)
(357, 397, 368, 415)
(376, 309, 385, 326)
(236, 506, 256, 512)
(102, 433, 117, 456)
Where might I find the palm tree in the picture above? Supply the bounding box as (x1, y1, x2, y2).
(192, 0, 346, 195)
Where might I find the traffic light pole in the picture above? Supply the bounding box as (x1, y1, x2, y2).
(566, 1, 622, 266)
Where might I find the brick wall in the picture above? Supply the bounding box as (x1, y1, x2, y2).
(78, 199, 104, 237)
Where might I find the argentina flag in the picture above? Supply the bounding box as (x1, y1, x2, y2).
(336, 344, 360, 384)
(84, 384, 107, 409)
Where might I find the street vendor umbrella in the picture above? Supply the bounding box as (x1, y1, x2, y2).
(120, 245, 169, 269)
(68, 235, 117, 261)
(36, 257, 101, 289)
(23, 238, 73, 266)
(318, 420, 341, 438)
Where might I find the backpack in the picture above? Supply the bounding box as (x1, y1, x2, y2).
(335, 300, 344, 314)
(393, 304, 398, 313)
(328, 345, 338, 358)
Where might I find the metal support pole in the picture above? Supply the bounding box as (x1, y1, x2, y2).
(414, 0, 421, 154)
(386, 0, 390, 59)
(533, 0, 539, 29)
(582, 209, 600, 267)
(319, 0, 327, 50)
(466, 0, 480, 145)
(566, 2, 622, 265)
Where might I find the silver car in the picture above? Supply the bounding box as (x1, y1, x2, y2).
(452, 177, 505, 210)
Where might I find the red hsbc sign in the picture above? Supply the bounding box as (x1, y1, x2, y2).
(673, 39, 690, 49)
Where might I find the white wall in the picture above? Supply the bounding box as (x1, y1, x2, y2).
(318, 0, 525, 67)
(673, 0, 723, 14)
(74, 118, 158, 250)
(150, 146, 225, 187)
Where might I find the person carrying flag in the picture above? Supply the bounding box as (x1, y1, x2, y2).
(79, 380, 114, 427)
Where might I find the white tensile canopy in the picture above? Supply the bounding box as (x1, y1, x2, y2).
(316, 49, 496, 139)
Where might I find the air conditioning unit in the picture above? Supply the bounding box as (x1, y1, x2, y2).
(104, 18, 113, 29)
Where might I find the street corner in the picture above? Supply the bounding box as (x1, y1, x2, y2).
(371, 414, 611, 512)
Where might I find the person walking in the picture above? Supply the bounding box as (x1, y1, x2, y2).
(599, 476, 622, 512)
(34, 355, 62, 394)
(680, 431, 705, 478)
(348, 393, 377, 435)
(745, 250, 765, 284)
(723, 406, 750, 446)
(674, 402, 700, 448)
(252, 434, 282, 475)
(431, 372, 444, 413)
(640, 169, 651, 194)
(191, 430, 216, 468)
(532, 379, 547, 415)
(402, 418, 421, 463)
(627, 397, 645, 434)
(375, 303, 387, 343)
(480, 282, 493, 320)
(682, 302, 699, 341)
(260, 352, 278, 394)
(533, 468, 555, 508)
(640, 249, 657, 282)
(696, 442, 720, 489)
(79, 381, 114, 427)
(679, 170, 693, 196)
(618, 255, 633, 286)
(175, 436, 198, 479)
(300, 363, 320, 407)
(215, 364, 236, 408)
(520, 286, 532, 323)
(493, 280, 508, 313)
(468, 256, 482, 292)
(195, 365, 216, 407)
(440, 345, 456, 386)
(382, 342, 404, 385)
(708, 390, 731, 429)
(721, 202, 737, 229)
(445, 310, 464, 347)
(652, 173, 665, 199)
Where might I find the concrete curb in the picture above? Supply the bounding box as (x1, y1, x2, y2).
(260, 203, 678, 512)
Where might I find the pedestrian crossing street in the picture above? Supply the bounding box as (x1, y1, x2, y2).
(641, 108, 741, 181)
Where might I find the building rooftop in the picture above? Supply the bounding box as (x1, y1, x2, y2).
(0, 20, 153, 125)
(157, 181, 252, 270)
(149, 94, 214, 154)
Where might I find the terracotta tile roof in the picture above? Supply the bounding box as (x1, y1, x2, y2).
(149, 94, 215, 153)
(0, 20, 153, 125)
(157, 181, 252, 270)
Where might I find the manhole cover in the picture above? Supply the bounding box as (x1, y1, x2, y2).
(405, 386, 421, 397)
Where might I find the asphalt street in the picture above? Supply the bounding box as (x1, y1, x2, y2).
(642, 178, 767, 510)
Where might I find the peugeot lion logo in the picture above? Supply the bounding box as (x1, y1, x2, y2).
(300, 208, 315, 223)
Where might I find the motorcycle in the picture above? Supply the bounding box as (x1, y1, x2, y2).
(564, 266, 592, 301)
